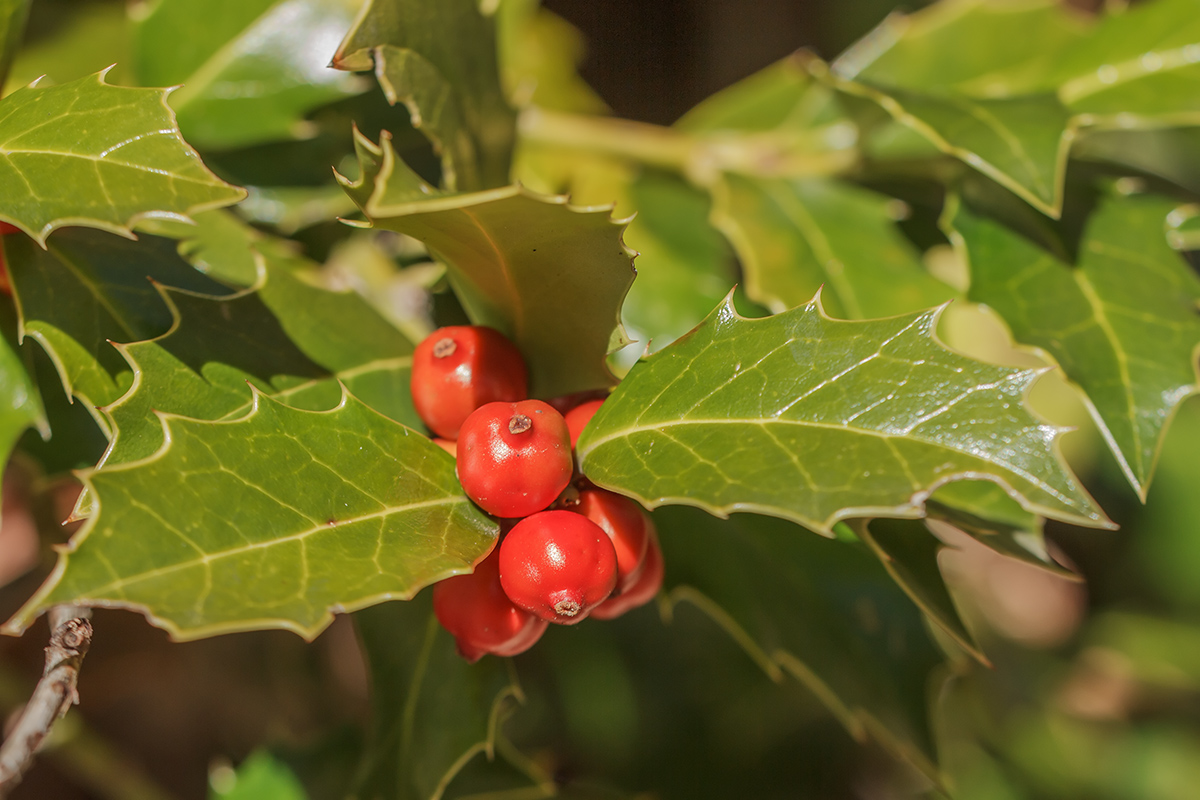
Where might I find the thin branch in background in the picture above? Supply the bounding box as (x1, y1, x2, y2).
(0, 606, 93, 798)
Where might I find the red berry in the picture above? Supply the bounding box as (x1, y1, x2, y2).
(411, 326, 527, 439)
(574, 488, 649, 594)
(590, 522, 664, 620)
(0, 222, 19, 235)
(457, 400, 572, 518)
(564, 399, 605, 449)
(433, 547, 548, 662)
(499, 510, 618, 625)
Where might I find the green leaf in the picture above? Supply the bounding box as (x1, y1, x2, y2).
(946, 188, 1200, 498)
(3, 391, 498, 639)
(341, 132, 635, 398)
(0, 71, 245, 243)
(351, 595, 530, 800)
(5, 228, 233, 427)
(1075, 126, 1200, 198)
(710, 175, 955, 317)
(0, 0, 31, 89)
(4, 1, 132, 93)
(134, 0, 368, 149)
(577, 295, 1110, 533)
(212, 751, 308, 800)
(853, 517, 984, 664)
(333, 0, 516, 191)
(820, 63, 1075, 218)
(619, 172, 735, 354)
(655, 506, 944, 777)
(0, 293, 45, 508)
(495, 0, 608, 115)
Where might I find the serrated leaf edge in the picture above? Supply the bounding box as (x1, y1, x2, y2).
(578, 290, 1114, 533)
(3, 385, 493, 641)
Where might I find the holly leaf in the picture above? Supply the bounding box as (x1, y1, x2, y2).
(655, 506, 944, 777)
(0, 71, 245, 243)
(351, 595, 531, 800)
(946, 189, 1200, 499)
(332, 0, 516, 191)
(820, 64, 1074, 218)
(710, 175, 955, 318)
(619, 172, 735, 355)
(4, 228, 233, 428)
(134, 0, 369, 149)
(853, 518, 984, 664)
(3, 391, 497, 639)
(0, 296, 45, 509)
(577, 294, 1110, 533)
(100, 264, 418, 473)
(340, 131, 635, 399)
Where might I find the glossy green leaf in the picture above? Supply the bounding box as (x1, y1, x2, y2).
(135, 0, 368, 149)
(821, 64, 1074, 217)
(577, 295, 1110, 533)
(620, 172, 735, 355)
(0, 71, 245, 243)
(341, 131, 635, 398)
(100, 263, 417, 475)
(5, 228, 233, 427)
(3, 391, 498, 639)
(0, 0, 31, 89)
(711, 175, 955, 317)
(351, 595, 529, 800)
(333, 0, 516, 191)
(946, 189, 1200, 498)
(854, 517, 983, 663)
(213, 751, 307, 800)
(655, 506, 944, 777)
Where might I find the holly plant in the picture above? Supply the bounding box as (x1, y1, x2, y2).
(0, 0, 1199, 797)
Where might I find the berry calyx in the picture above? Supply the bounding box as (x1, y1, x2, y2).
(574, 488, 649, 594)
(564, 398, 605, 449)
(457, 400, 572, 518)
(411, 326, 528, 439)
(590, 522, 663, 620)
(499, 510, 618, 625)
(433, 547, 548, 662)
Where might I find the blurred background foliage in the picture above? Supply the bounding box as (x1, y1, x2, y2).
(3, 0, 1200, 798)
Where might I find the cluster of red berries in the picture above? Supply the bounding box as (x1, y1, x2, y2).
(411, 325, 663, 662)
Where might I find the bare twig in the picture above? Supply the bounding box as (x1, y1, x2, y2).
(0, 606, 93, 797)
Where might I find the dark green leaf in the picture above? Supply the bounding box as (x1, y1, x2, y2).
(853, 517, 984, 663)
(333, 0, 516, 191)
(946, 188, 1200, 498)
(213, 751, 308, 800)
(352, 594, 528, 800)
(5, 228, 232, 425)
(4, 392, 497, 639)
(577, 295, 1110, 533)
(135, 0, 368, 149)
(655, 506, 944, 777)
(341, 132, 635, 398)
(0, 291, 45, 508)
(1074, 126, 1200, 197)
(0, 71, 245, 243)
(710, 175, 955, 317)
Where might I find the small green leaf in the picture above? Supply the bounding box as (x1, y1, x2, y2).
(0, 0, 32, 89)
(351, 595, 528, 800)
(0, 71, 245, 243)
(711, 175, 954, 317)
(577, 295, 1110, 533)
(134, 0, 368, 149)
(4, 391, 497, 639)
(946, 189, 1200, 498)
(853, 517, 984, 664)
(333, 0, 516, 191)
(656, 506, 944, 777)
(341, 132, 635, 398)
(5, 228, 233, 425)
(821, 64, 1075, 217)
(212, 751, 307, 800)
